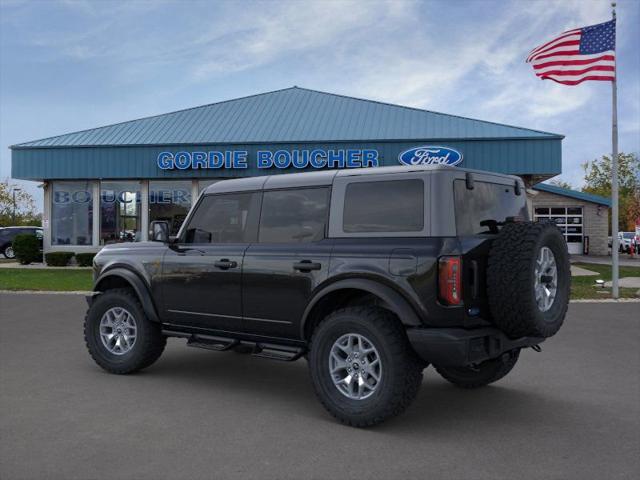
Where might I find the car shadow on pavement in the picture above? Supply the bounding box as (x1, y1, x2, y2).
(109, 341, 605, 434)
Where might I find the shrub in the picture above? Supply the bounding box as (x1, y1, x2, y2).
(45, 252, 75, 267)
(75, 252, 96, 267)
(13, 234, 42, 265)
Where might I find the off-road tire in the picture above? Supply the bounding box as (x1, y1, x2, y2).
(435, 349, 520, 389)
(487, 221, 570, 339)
(308, 306, 423, 427)
(84, 288, 166, 374)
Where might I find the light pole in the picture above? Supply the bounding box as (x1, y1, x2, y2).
(12, 187, 22, 224)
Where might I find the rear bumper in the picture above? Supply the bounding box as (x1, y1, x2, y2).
(407, 327, 543, 367)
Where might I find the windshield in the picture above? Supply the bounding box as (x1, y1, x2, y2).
(622, 232, 635, 239)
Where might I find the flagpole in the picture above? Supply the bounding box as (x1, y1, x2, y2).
(611, 1, 619, 298)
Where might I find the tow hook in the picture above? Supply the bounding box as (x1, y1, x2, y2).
(530, 344, 542, 353)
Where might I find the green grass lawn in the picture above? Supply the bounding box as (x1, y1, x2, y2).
(571, 263, 640, 299)
(0, 268, 93, 291)
(0, 262, 637, 299)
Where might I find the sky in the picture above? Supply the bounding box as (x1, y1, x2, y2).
(1, 0, 639, 211)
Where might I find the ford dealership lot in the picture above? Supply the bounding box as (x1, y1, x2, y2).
(1, 294, 638, 480)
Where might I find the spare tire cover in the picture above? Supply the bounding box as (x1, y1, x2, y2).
(487, 221, 570, 339)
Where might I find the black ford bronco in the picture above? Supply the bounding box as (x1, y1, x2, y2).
(85, 165, 570, 427)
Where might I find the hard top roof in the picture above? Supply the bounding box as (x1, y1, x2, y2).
(202, 165, 520, 195)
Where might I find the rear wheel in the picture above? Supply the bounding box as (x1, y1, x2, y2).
(308, 307, 423, 427)
(84, 288, 166, 374)
(435, 349, 520, 389)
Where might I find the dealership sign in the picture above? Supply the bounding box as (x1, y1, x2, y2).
(398, 146, 463, 166)
(157, 149, 380, 170)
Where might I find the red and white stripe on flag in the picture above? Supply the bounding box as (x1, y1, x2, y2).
(526, 20, 616, 85)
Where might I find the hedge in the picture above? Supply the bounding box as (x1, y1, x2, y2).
(45, 252, 75, 267)
(13, 234, 42, 265)
(75, 252, 96, 267)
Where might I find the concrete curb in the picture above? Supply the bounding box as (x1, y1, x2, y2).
(0, 290, 93, 295)
(570, 298, 640, 303)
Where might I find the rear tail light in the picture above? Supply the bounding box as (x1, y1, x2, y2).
(438, 256, 462, 305)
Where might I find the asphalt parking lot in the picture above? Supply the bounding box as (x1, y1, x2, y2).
(1, 294, 638, 480)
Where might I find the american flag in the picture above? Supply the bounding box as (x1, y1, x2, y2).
(526, 19, 616, 85)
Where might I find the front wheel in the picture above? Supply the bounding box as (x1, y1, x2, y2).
(308, 307, 423, 427)
(435, 349, 520, 389)
(84, 288, 166, 374)
(3, 245, 15, 259)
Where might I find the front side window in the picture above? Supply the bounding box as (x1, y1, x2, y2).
(343, 180, 424, 233)
(100, 181, 141, 244)
(51, 181, 93, 245)
(259, 188, 329, 243)
(183, 192, 259, 244)
(149, 181, 192, 236)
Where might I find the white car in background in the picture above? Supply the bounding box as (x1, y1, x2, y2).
(619, 232, 635, 253)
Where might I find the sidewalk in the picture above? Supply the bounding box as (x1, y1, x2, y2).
(570, 254, 640, 267)
(0, 261, 90, 270)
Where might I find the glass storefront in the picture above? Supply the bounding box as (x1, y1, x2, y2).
(51, 181, 93, 245)
(199, 179, 220, 193)
(100, 181, 141, 244)
(149, 181, 192, 236)
(48, 179, 228, 249)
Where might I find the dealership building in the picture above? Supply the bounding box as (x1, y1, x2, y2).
(10, 87, 610, 256)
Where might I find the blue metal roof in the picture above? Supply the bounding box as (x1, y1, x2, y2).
(533, 183, 611, 206)
(12, 87, 562, 148)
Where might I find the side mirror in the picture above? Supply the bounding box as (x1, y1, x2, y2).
(150, 221, 170, 243)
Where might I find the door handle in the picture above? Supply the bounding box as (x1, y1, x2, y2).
(293, 260, 322, 272)
(214, 259, 238, 270)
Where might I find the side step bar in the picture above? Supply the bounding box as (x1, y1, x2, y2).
(163, 330, 305, 362)
(186, 334, 239, 352)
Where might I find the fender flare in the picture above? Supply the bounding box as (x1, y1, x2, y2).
(94, 268, 160, 323)
(300, 278, 422, 338)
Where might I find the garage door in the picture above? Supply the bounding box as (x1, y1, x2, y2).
(534, 206, 583, 254)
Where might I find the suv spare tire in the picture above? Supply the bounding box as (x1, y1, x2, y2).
(487, 221, 570, 339)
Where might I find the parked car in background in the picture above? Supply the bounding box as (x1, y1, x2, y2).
(0, 226, 43, 259)
(619, 232, 635, 253)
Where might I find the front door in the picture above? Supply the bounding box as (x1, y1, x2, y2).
(242, 187, 332, 338)
(160, 191, 261, 332)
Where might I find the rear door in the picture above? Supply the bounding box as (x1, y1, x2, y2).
(160, 192, 261, 331)
(242, 187, 332, 338)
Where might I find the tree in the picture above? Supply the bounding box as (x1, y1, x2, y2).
(548, 178, 573, 190)
(582, 153, 640, 232)
(0, 180, 41, 227)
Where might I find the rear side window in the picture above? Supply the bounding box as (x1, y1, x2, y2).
(454, 180, 528, 235)
(184, 192, 260, 244)
(343, 179, 424, 233)
(259, 188, 329, 243)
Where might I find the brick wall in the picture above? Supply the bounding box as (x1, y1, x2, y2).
(527, 190, 609, 256)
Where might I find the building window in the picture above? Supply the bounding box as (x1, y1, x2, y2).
(199, 179, 220, 192)
(149, 181, 192, 236)
(259, 188, 329, 243)
(51, 181, 93, 245)
(100, 181, 141, 244)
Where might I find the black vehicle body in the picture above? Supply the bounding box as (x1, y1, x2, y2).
(0, 226, 43, 258)
(90, 165, 541, 367)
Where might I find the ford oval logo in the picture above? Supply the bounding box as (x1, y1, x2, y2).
(398, 146, 463, 166)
